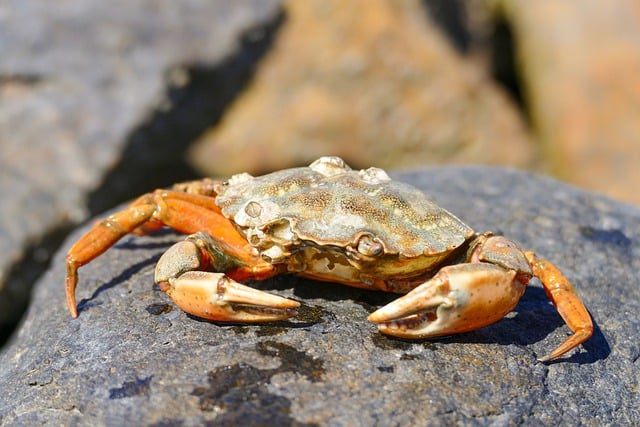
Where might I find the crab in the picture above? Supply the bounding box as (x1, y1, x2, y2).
(65, 156, 593, 361)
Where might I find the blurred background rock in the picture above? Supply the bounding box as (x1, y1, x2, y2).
(1, 0, 639, 345)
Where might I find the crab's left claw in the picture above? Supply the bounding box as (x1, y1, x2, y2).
(368, 263, 527, 340)
(159, 271, 300, 323)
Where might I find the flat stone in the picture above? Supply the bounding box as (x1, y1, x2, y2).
(1, 167, 637, 425)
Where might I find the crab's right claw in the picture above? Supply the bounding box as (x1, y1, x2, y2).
(159, 271, 299, 323)
(368, 263, 527, 339)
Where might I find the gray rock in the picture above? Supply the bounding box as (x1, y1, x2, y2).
(1, 168, 638, 425)
(0, 0, 282, 329)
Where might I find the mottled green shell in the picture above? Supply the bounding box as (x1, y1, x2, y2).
(215, 157, 474, 258)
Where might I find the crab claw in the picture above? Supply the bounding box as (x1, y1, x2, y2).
(159, 271, 299, 323)
(368, 263, 527, 339)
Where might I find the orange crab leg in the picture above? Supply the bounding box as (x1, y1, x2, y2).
(525, 252, 593, 361)
(65, 189, 268, 317)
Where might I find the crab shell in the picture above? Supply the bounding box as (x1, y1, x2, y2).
(214, 157, 475, 291)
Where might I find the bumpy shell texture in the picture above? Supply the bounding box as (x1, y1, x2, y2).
(216, 157, 473, 258)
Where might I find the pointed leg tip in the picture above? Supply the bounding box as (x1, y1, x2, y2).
(65, 286, 79, 319)
(537, 355, 552, 363)
(65, 261, 81, 318)
(66, 290, 79, 318)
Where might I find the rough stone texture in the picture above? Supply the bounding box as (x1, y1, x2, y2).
(499, 0, 640, 205)
(1, 168, 637, 425)
(189, 0, 535, 176)
(0, 0, 281, 327)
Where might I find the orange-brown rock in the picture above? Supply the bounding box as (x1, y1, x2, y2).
(189, 0, 535, 176)
(500, 0, 640, 204)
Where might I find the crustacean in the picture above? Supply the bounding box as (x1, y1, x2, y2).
(65, 156, 593, 361)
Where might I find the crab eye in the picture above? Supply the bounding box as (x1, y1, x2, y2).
(357, 235, 383, 257)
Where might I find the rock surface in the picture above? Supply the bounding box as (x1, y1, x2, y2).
(189, 0, 535, 176)
(499, 0, 640, 204)
(0, 0, 281, 329)
(1, 168, 637, 425)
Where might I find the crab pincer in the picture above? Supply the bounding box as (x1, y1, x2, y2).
(368, 263, 526, 339)
(152, 234, 299, 323)
(157, 271, 299, 323)
(369, 235, 592, 362)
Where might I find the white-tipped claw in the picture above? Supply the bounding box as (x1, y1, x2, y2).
(368, 273, 451, 339)
(369, 264, 525, 339)
(162, 271, 299, 323)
